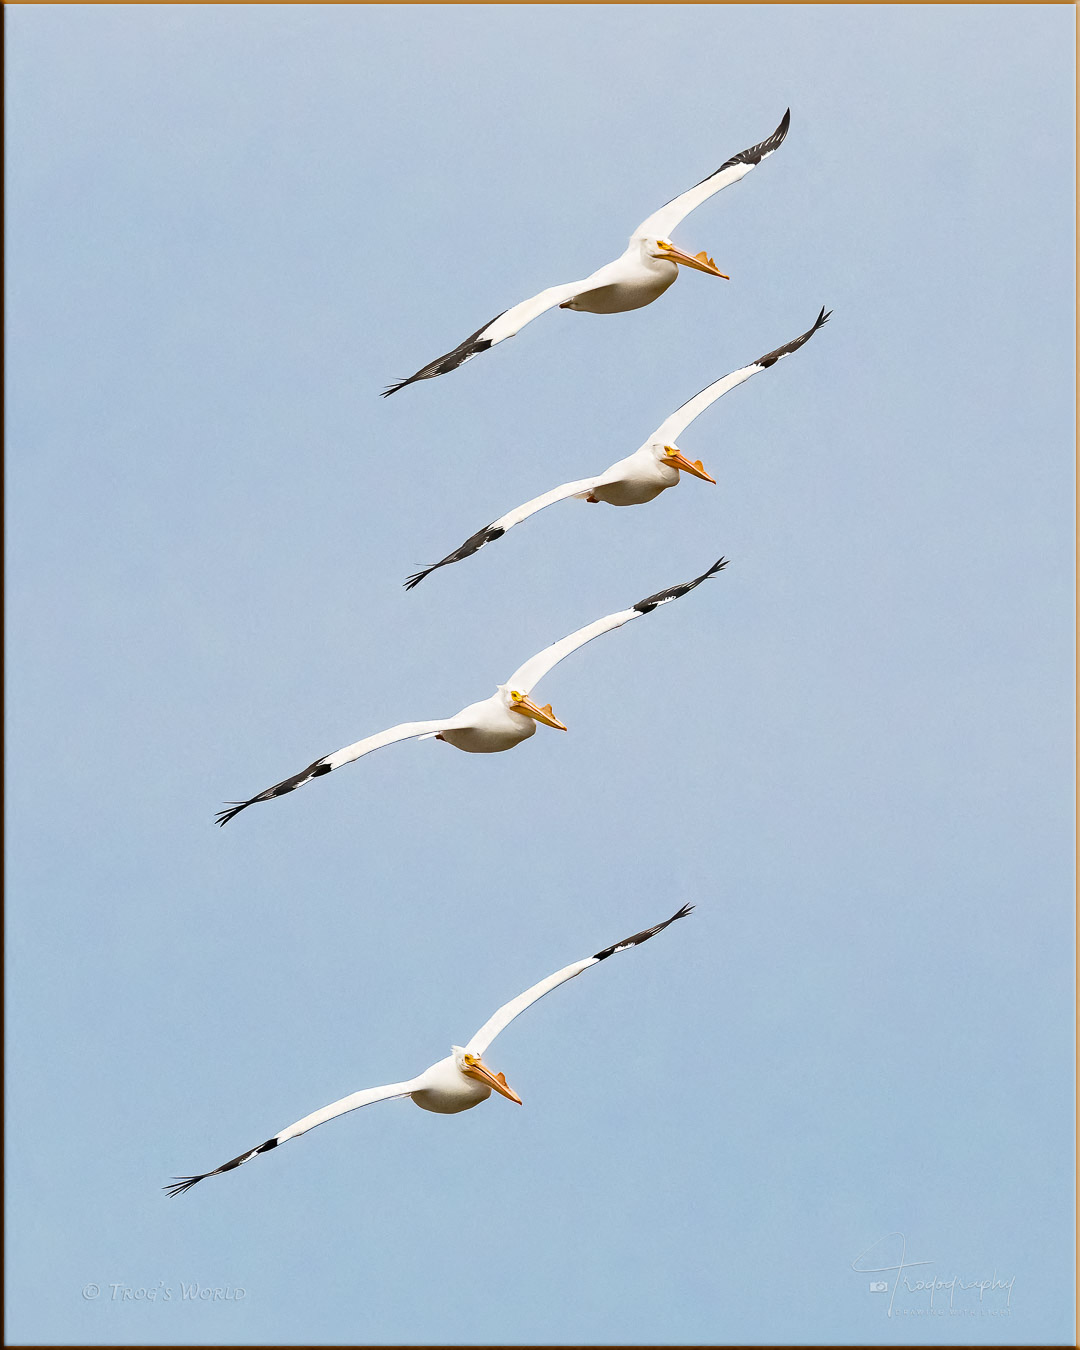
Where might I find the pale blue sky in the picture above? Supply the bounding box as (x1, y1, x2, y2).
(6, 4, 1074, 1345)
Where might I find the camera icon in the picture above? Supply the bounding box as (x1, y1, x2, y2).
(869, 1281, 888, 1293)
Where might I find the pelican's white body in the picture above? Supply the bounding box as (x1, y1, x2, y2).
(561, 244, 679, 314)
(409, 1056, 491, 1115)
(590, 445, 682, 506)
(436, 693, 537, 754)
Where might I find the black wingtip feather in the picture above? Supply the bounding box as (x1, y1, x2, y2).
(165, 1138, 277, 1196)
(164, 1175, 206, 1198)
(215, 757, 334, 826)
(592, 902, 695, 963)
(381, 312, 505, 397)
(754, 306, 831, 369)
(633, 556, 728, 614)
(215, 801, 252, 828)
(402, 524, 504, 590)
(718, 108, 792, 173)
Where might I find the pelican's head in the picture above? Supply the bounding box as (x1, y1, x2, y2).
(453, 1046, 523, 1104)
(649, 237, 729, 279)
(502, 686, 567, 731)
(656, 442, 716, 484)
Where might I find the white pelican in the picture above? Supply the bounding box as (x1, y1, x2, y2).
(216, 557, 726, 825)
(165, 902, 693, 1196)
(405, 307, 829, 589)
(382, 110, 790, 395)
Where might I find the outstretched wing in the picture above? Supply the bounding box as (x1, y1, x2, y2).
(382, 275, 596, 397)
(215, 718, 457, 826)
(164, 1079, 417, 1197)
(505, 608, 640, 695)
(633, 109, 790, 242)
(505, 556, 729, 694)
(465, 903, 694, 1057)
(648, 306, 831, 446)
(404, 476, 601, 589)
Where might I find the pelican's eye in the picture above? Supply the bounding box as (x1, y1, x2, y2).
(663, 445, 678, 456)
(657, 239, 673, 251)
(510, 691, 523, 703)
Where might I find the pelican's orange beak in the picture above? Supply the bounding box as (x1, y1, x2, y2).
(463, 1056, 523, 1104)
(510, 692, 567, 730)
(664, 446, 716, 484)
(658, 240, 729, 279)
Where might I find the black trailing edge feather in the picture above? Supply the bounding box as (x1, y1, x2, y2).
(593, 902, 695, 963)
(717, 108, 791, 174)
(215, 757, 333, 827)
(755, 306, 831, 369)
(165, 1136, 279, 1197)
(633, 557, 728, 615)
(404, 523, 505, 590)
(382, 311, 506, 396)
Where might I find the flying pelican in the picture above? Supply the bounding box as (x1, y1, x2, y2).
(405, 307, 830, 589)
(382, 110, 790, 396)
(216, 557, 726, 826)
(165, 902, 693, 1196)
